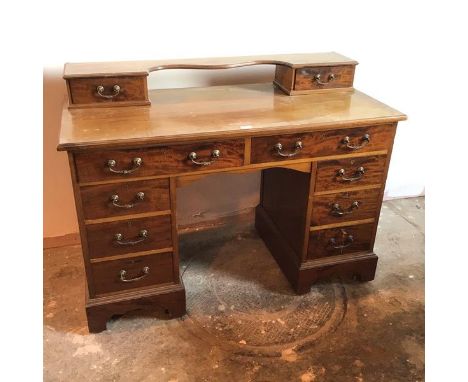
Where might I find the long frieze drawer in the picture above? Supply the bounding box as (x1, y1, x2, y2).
(307, 223, 374, 260)
(250, 125, 395, 164)
(74, 140, 244, 183)
(91, 252, 175, 295)
(81, 179, 170, 221)
(86, 215, 172, 260)
(311, 188, 381, 226)
(315, 155, 387, 192)
(295, 65, 355, 91)
(67, 76, 149, 107)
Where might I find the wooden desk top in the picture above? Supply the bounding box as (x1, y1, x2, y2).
(63, 52, 357, 78)
(58, 83, 406, 151)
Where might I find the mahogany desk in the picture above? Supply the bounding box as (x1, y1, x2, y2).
(57, 53, 406, 332)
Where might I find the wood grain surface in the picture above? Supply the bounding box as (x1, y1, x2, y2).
(73, 139, 244, 183)
(251, 124, 395, 164)
(91, 251, 175, 295)
(58, 84, 405, 151)
(80, 178, 170, 220)
(85, 214, 172, 259)
(311, 188, 382, 226)
(315, 155, 387, 192)
(295, 65, 355, 91)
(307, 223, 374, 260)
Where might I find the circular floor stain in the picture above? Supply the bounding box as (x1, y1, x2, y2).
(181, 232, 347, 354)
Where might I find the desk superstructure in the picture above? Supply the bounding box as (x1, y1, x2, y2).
(58, 53, 406, 332)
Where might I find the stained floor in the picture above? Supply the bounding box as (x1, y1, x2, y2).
(44, 197, 425, 382)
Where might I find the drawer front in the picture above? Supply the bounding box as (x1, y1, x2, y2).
(311, 188, 381, 226)
(295, 65, 355, 91)
(74, 139, 244, 183)
(251, 125, 395, 164)
(81, 179, 170, 220)
(68, 76, 148, 106)
(315, 155, 387, 192)
(86, 215, 172, 260)
(91, 252, 175, 295)
(307, 223, 374, 260)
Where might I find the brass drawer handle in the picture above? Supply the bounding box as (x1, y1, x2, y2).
(331, 201, 360, 216)
(110, 192, 145, 209)
(107, 157, 142, 174)
(337, 166, 365, 182)
(274, 141, 303, 157)
(188, 149, 220, 166)
(96, 84, 121, 99)
(120, 266, 150, 283)
(329, 230, 354, 249)
(314, 73, 335, 85)
(342, 134, 370, 150)
(114, 229, 148, 246)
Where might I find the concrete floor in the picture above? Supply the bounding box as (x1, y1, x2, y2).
(44, 197, 425, 382)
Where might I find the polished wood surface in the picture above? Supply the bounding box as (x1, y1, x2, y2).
(64, 52, 358, 77)
(315, 155, 387, 192)
(311, 188, 381, 226)
(80, 178, 170, 220)
(85, 214, 172, 259)
(91, 251, 175, 295)
(58, 84, 405, 151)
(74, 139, 244, 183)
(307, 222, 374, 260)
(251, 124, 395, 164)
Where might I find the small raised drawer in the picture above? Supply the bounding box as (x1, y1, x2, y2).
(295, 65, 355, 91)
(74, 139, 244, 183)
(251, 125, 395, 164)
(307, 223, 374, 260)
(80, 179, 170, 221)
(91, 251, 175, 295)
(311, 188, 381, 226)
(315, 155, 387, 192)
(85, 215, 172, 260)
(67, 75, 150, 108)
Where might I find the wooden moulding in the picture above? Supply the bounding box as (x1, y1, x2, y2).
(63, 52, 358, 108)
(86, 281, 186, 333)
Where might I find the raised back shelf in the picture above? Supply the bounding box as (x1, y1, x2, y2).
(63, 52, 358, 108)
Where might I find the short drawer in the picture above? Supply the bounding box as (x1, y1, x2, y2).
(91, 251, 175, 295)
(250, 125, 395, 164)
(315, 155, 387, 192)
(311, 188, 381, 226)
(67, 75, 149, 107)
(74, 139, 244, 183)
(307, 223, 374, 260)
(86, 215, 172, 260)
(81, 179, 170, 221)
(295, 65, 355, 91)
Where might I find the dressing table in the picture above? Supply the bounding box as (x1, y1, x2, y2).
(57, 52, 406, 332)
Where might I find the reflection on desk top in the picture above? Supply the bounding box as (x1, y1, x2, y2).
(58, 83, 406, 151)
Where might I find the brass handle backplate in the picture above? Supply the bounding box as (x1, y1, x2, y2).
(331, 201, 360, 216)
(337, 166, 365, 182)
(96, 84, 121, 99)
(110, 192, 145, 209)
(329, 230, 354, 250)
(107, 157, 142, 174)
(114, 229, 148, 246)
(314, 73, 335, 85)
(120, 266, 150, 282)
(342, 134, 370, 150)
(188, 149, 220, 166)
(274, 141, 303, 157)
